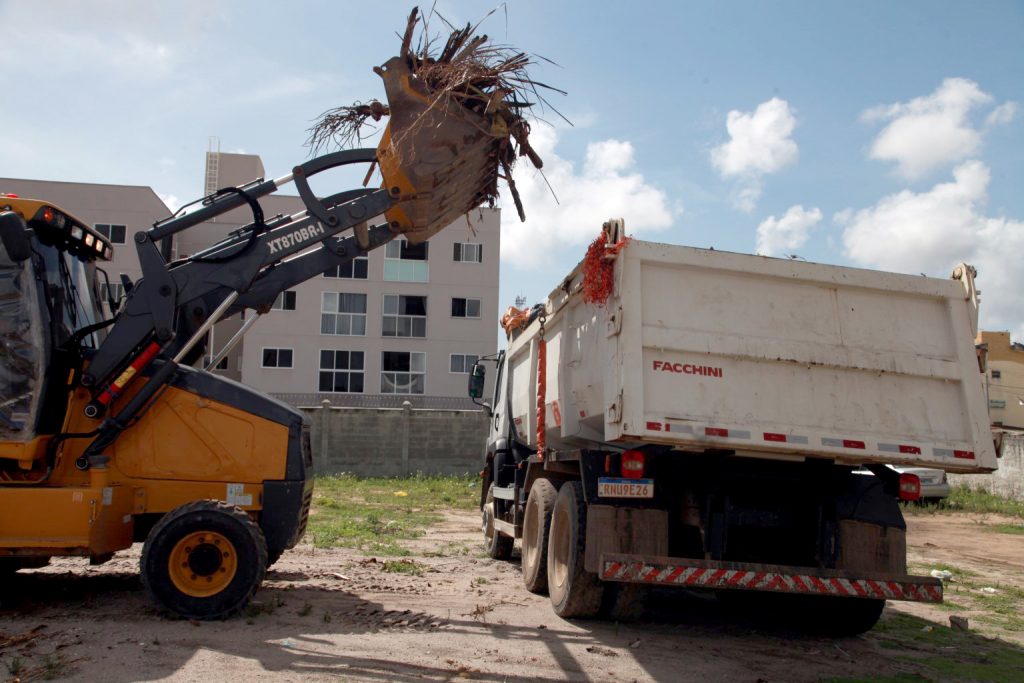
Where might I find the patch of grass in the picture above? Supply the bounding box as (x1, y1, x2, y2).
(382, 559, 425, 576)
(929, 486, 1024, 518)
(865, 613, 1024, 682)
(908, 561, 980, 579)
(245, 595, 285, 618)
(991, 523, 1024, 535)
(41, 654, 69, 680)
(4, 657, 23, 676)
(472, 576, 489, 586)
(308, 474, 478, 552)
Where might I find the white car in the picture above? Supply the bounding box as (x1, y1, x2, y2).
(854, 465, 951, 503)
(890, 466, 951, 502)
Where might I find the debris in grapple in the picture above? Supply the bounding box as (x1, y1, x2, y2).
(307, 6, 563, 240)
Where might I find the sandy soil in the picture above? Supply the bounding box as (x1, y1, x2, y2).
(0, 511, 1021, 682)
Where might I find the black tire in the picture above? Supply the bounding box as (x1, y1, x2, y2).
(0, 557, 49, 574)
(266, 548, 284, 568)
(603, 583, 646, 621)
(482, 483, 514, 560)
(547, 481, 605, 618)
(812, 597, 886, 636)
(141, 499, 268, 620)
(522, 478, 559, 593)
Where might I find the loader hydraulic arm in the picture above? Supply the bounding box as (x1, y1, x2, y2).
(75, 149, 398, 465)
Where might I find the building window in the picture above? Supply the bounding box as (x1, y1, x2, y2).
(214, 356, 229, 370)
(384, 239, 429, 282)
(95, 223, 127, 244)
(383, 295, 426, 337)
(321, 293, 367, 335)
(381, 351, 425, 394)
(319, 350, 364, 393)
(261, 348, 293, 368)
(450, 353, 479, 374)
(324, 255, 368, 279)
(100, 282, 125, 302)
(991, 370, 1002, 379)
(453, 242, 482, 263)
(272, 291, 297, 311)
(990, 399, 1006, 409)
(451, 297, 481, 318)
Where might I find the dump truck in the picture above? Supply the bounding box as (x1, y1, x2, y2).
(0, 30, 533, 618)
(470, 219, 998, 635)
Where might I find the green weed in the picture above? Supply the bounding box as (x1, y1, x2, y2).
(382, 559, 425, 575)
(307, 474, 478, 553)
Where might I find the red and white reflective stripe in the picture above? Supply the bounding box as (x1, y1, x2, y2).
(650, 419, 975, 462)
(600, 561, 942, 603)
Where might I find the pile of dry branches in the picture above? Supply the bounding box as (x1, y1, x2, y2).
(307, 6, 564, 222)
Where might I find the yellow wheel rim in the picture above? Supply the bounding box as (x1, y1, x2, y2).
(168, 531, 238, 598)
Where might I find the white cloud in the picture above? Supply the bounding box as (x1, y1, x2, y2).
(157, 193, 181, 212)
(841, 160, 1024, 338)
(756, 205, 822, 257)
(499, 127, 676, 269)
(863, 78, 1014, 181)
(985, 101, 1018, 128)
(711, 98, 799, 212)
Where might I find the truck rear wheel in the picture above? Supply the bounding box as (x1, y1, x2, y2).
(141, 500, 268, 620)
(482, 483, 514, 560)
(807, 597, 886, 636)
(522, 478, 559, 593)
(547, 481, 604, 618)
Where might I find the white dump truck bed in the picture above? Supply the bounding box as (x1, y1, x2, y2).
(506, 236, 997, 473)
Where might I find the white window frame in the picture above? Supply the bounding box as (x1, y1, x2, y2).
(449, 353, 479, 374)
(100, 282, 125, 302)
(451, 297, 481, 319)
(383, 239, 429, 282)
(453, 242, 482, 263)
(318, 349, 365, 393)
(324, 255, 369, 279)
(382, 294, 427, 338)
(261, 347, 293, 369)
(95, 223, 127, 245)
(321, 292, 367, 336)
(272, 290, 297, 311)
(381, 351, 426, 395)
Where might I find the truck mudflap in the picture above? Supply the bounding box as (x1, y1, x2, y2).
(600, 554, 942, 603)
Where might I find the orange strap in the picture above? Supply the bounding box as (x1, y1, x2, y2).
(536, 337, 546, 461)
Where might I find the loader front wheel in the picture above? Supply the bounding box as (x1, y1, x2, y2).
(547, 481, 604, 618)
(521, 478, 559, 593)
(142, 500, 268, 620)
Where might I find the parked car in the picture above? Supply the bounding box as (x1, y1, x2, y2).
(892, 466, 951, 502)
(854, 465, 951, 503)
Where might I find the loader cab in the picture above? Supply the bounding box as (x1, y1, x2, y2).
(0, 197, 111, 448)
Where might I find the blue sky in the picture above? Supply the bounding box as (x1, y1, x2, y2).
(2, 1, 1022, 337)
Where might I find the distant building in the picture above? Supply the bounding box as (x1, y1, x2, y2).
(1, 150, 500, 407)
(977, 331, 1024, 430)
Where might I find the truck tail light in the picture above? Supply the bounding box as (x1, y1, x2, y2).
(898, 473, 921, 501)
(621, 450, 645, 479)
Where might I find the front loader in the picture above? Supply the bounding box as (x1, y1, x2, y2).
(0, 50, 514, 618)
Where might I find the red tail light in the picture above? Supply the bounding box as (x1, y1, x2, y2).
(898, 473, 921, 501)
(621, 450, 645, 479)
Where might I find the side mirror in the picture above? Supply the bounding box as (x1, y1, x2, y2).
(0, 212, 32, 262)
(468, 363, 486, 399)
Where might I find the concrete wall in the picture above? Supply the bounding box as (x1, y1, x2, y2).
(303, 401, 488, 476)
(949, 432, 1024, 500)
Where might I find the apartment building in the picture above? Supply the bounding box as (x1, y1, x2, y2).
(1, 150, 500, 406)
(977, 330, 1024, 430)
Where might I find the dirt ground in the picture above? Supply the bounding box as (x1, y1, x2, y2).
(0, 510, 1021, 682)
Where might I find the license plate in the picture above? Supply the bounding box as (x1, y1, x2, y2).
(597, 477, 654, 498)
